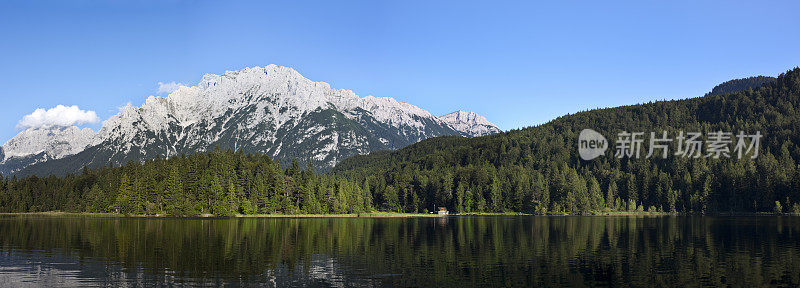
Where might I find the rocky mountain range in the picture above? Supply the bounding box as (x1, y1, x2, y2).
(0, 65, 500, 176)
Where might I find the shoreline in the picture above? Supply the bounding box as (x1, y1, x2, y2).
(0, 211, 447, 218)
(1, 211, 798, 218)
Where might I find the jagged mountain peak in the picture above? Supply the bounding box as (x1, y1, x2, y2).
(101, 65, 446, 140)
(439, 110, 501, 137)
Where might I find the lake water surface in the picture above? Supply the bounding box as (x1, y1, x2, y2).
(0, 215, 799, 287)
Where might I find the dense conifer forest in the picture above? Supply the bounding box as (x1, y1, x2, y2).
(0, 148, 375, 215)
(0, 68, 799, 215)
(334, 68, 800, 215)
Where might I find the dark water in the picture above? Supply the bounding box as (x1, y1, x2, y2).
(1, 216, 799, 287)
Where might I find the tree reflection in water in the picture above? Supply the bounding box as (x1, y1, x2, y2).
(0, 216, 798, 287)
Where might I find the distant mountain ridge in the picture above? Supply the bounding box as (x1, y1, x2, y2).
(3, 126, 95, 160)
(705, 76, 776, 97)
(1, 65, 500, 176)
(439, 111, 501, 137)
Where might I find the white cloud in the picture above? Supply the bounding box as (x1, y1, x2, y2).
(17, 105, 100, 130)
(157, 81, 184, 94)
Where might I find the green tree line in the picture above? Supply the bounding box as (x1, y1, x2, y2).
(0, 148, 373, 216)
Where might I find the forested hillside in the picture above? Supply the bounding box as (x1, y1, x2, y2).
(1, 68, 798, 215)
(334, 68, 800, 214)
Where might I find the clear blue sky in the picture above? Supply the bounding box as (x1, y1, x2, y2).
(1, 0, 799, 143)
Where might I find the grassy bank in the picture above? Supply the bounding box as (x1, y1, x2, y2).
(2, 211, 799, 218)
(0, 211, 444, 218)
(237, 212, 442, 218)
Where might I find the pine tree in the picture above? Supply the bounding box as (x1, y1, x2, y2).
(667, 188, 678, 212)
(254, 172, 268, 213)
(269, 171, 284, 213)
(606, 181, 618, 210)
(88, 183, 104, 212)
(116, 174, 134, 215)
(588, 176, 603, 211)
(164, 167, 185, 215)
(476, 189, 486, 212)
(626, 175, 638, 211)
(440, 172, 454, 210)
(383, 185, 400, 212)
(210, 175, 230, 216)
(351, 181, 365, 213)
(334, 179, 348, 214)
(227, 181, 238, 215)
(490, 174, 503, 212)
(455, 182, 466, 213)
(410, 188, 420, 213)
(464, 188, 474, 213)
(564, 169, 585, 213)
(301, 181, 321, 214)
(363, 179, 373, 212)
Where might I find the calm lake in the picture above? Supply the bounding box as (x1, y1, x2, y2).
(0, 215, 799, 287)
